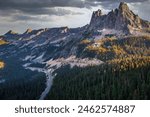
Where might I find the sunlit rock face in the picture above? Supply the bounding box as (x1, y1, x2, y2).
(89, 2, 150, 34)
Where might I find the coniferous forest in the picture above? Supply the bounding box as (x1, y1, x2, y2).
(47, 63, 150, 100)
(0, 58, 46, 100)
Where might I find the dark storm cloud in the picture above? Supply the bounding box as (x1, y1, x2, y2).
(0, 0, 85, 10)
(8, 8, 83, 22)
(0, 0, 85, 16)
(0, 0, 149, 16)
(0, 0, 148, 9)
(2, 7, 82, 16)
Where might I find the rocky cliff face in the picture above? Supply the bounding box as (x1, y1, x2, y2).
(89, 2, 150, 34)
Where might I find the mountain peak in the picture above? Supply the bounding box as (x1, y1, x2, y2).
(61, 27, 69, 33)
(24, 28, 32, 34)
(119, 2, 129, 11)
(90, 9, 103, 26)
(5, 30, 18, 35)
(93, 9, 103, 17)
(89, 2, 150, 34)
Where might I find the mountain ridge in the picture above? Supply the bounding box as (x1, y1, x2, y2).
(1, 2, 150, 38)
(89, 2, 150, 34)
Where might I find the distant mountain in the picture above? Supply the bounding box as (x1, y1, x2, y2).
(24, 28, 33, 34)
(89, 2, 150, 34)
(5, 30, 18, 36)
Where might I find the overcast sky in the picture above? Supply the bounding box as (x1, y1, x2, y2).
(0, 0, 150, 35)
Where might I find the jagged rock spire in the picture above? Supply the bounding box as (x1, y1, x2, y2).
(61, 26, 69, 33)
(90, 9, 103, 24)
(89, 2, 150, 34)
(24, 28, 32, 34)
(119, 2, 129, 12)
(93, 9, 102, 17)
(5, 30, 18, 35)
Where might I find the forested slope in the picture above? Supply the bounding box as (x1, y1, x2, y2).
(47, 35, 150, 100)
(47, 63, 150, 100)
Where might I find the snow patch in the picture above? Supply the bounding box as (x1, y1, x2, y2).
(23, 63, 32, 67)
(31, 40, 49, 49)
(20, 40, 35, 49)
(96, 28, 123, 39)
(23, 55, 36, 61)
(50, 37, 67, 44)
(22, 55, 103, 100)
(33, 53, 45, 63)
(47, 56, 103, 69)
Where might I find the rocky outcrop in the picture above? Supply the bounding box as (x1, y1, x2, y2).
(5, 30, 18, 36)
(89, 2, 150, 34)
(24, 28, 33, 34)
(61, 27, 69, 33)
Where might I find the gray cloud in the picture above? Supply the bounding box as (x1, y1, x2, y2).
(0, 0, 86, 17)
(9, 8, 83, 22)
(0, 0, 148, 9)
(0, 0, 85, 10)
(0, 0, 149, 16)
